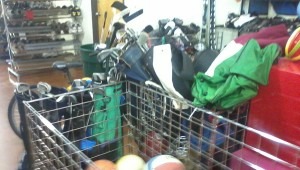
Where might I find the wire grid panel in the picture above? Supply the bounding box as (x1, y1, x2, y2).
(23, 81, 300, 170)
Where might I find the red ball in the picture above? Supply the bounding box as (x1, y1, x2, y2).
(86, 159, 116, 170)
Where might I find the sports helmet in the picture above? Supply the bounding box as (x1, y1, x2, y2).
(285, 27, 300, 61)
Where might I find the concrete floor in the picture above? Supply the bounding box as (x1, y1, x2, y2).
(0, 62, 23, 170)
(0, 61, 82, 169)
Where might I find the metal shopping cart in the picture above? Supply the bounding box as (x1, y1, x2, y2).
(22, 80, 300, 170)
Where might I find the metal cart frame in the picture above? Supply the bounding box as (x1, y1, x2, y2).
(22, 80, 300, 169)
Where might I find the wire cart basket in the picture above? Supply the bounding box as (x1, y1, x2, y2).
(22, 80, 300, 170)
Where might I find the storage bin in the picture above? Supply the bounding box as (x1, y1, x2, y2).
(80, 44, 104, 77)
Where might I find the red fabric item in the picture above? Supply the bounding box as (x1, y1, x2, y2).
(25, 10, 34, 20)
(235, 24, 290, 49)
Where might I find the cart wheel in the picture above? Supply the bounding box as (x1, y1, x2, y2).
(8, 95, 22, 138)
(17, 151, 29, 170)
(8, 85, 37, 139)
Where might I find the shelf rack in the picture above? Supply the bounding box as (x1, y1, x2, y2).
(0, 1, 8, 59)
(1, 0, 83, 81)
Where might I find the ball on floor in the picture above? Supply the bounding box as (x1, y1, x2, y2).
(86, 159, 116, 170)
(144, 155, 185, 170)
(116, 154, 145, 170)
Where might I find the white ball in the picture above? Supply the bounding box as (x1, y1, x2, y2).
(116, 154, 145, 170)
(144, 155, 185, 170)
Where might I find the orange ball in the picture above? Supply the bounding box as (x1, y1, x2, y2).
(86, 159, 116, 170)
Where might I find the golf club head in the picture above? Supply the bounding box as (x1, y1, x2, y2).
(52, 61, 67, 70)
(94, 43, 107, 51)
(111, 1, 129, 19)
(68, 94, 78, 104)
(110, 8, 130, 27)
(111, 1, 127, 11)
(15, 82, 30, 93)
(123, 9, 143, 23)
(37, 82, 52, 94)
(108, 22, 125, 47)
(92, 72, 107, 83)
(72, 79, 85, 90)
(97, 49, 113, 62)
(56, 94, 77, 103)
(126, 27, 137, 40)
(107, 66, 120, 83)
(164, 20, 176, 35)
(115, 42, 128, 50)
(97, 49, 120, 64)
(116, 28, 127, 40)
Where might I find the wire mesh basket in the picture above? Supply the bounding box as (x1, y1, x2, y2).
(22, 80, 300, 170)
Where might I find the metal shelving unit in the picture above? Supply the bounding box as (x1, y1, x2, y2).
(203, 0, 217, 50)
(1, 0, 83, 81)
(0, 1, 8, 59)
(10, 52, 75, 71)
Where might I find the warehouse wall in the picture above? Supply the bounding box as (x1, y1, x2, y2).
(124, 0, 204, 32)
(125, 0, 243, 32)
(215, 0, 242, 25)
(80, 0, 243, 43)
(80, 1, 94, 44)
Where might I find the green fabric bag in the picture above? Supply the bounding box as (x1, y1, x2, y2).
(91, 83, 123, 156)
(192, 39, 280, 109)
